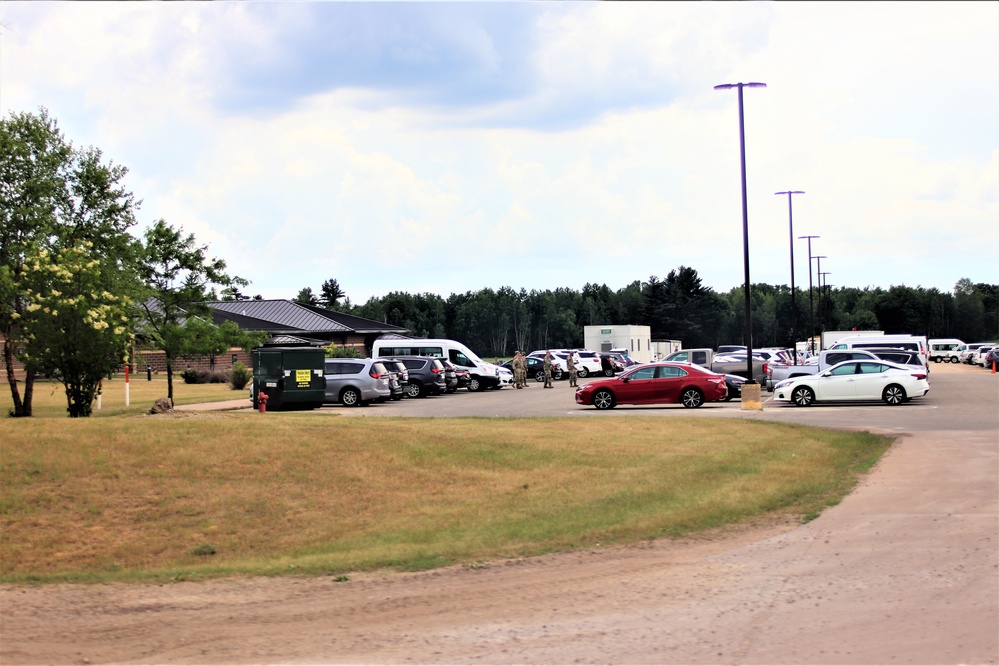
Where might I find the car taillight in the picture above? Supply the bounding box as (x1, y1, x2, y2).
(431, 366, 441, 373)
(370, 372, 384, 379)
(762, 362, 768, 375)
(911, 373, 927, 380)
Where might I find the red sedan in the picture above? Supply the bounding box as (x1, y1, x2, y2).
(574, 362, 728, 409)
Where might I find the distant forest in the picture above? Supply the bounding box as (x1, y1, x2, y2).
(317, 268, 998, 357)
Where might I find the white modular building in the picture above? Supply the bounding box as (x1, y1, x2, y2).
(583, 325, 654, 364)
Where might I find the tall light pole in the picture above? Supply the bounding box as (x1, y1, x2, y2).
(715, 81, 766, 385)
(775, 191, 804, 363)
(800, 235, 819, 353)
(815, 256, 828, 341)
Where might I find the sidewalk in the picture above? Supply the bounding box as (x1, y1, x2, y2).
(173, 398, 252, 412)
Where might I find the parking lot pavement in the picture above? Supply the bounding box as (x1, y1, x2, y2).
(318, 366, 996, 433)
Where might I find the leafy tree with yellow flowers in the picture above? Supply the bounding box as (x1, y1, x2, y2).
(17, 242, 135, 417)
(2, 108, 140, 417)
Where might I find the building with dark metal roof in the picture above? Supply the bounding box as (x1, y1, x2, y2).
(207, 300, 407, 353)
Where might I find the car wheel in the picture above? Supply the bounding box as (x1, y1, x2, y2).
(577, 367, 589, 378)
(553, 368, 563, 380)
(593, 389, 615, 410)
(468, 376, 483, 392)
(340, 387, 361, 407)
(791, 385, 815, 407)
(681, 387, 704, 408)
(535, 370, 546, 383)
(883, 384, 906, 406)
(406, 381, 424, 398)
(603, 367, 614, 377)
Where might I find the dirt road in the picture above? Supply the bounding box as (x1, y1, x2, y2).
(2, 362, 996, 664)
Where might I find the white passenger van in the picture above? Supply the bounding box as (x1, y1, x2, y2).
(372, 338, 505, 391)
(927, 338, 966, 363)
(827, 334, 929, 367)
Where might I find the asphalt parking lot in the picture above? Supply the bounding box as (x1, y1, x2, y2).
(323, 362, 998, 435)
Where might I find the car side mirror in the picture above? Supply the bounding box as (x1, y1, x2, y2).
(621, 376, 629, 383)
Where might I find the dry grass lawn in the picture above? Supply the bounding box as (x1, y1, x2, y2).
(1, 411, 892, 583)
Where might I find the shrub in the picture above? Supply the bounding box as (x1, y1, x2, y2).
(180, 368, 203, 384)
(326, 345, 363, 358)
(229, 361, 251, 390)
(181, 368, 230, 384)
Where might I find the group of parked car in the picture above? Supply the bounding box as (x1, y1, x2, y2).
(765, 334, 938, 407)
(954, 342, 999, 368)
(499, 349, 639, 382)
(315, 333, 994, 410)
(321, 355, 506, 406)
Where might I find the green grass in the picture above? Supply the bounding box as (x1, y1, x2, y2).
(0, 412, 892, 584)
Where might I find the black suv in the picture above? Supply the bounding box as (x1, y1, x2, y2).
(380, 356, 447, 398)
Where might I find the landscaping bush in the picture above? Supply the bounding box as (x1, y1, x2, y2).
(229, 361, 251, 390)
(180, 368, 203, 384)
(180, 368, 230, 384)
(326, 345, 363, 358)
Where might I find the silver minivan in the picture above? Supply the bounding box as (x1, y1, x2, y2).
(323, 358, 391, 407)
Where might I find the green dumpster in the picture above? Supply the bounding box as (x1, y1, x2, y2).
(251, 346, 326, 410)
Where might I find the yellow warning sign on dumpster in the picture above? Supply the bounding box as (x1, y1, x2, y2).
(295, 369, 311, 388)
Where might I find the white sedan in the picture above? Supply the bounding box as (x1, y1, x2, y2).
(773, 360, 929, 407)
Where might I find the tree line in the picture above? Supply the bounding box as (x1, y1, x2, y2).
(326, 270, 998, 358)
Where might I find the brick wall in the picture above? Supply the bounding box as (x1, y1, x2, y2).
(134, 348, 253, 374)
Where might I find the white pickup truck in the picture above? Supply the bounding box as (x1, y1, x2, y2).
(662, 348, 768, 380)
(765, 349, 881, 392)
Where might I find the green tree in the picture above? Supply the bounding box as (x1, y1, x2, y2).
(138, 219, 258, 403)
(320, 279, 346, 309)
(294, 287, 319, 306)
(1, 108, 139, 417)
(17, 243, 135, 416)
(954, 278, 986, 342)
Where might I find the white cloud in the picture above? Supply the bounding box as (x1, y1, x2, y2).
(1, 1, 995, 303)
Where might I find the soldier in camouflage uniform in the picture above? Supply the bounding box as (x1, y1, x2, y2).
(513, 351, 525, 389)
(543, 351, 554, 388)
(566, 351, 578, 387)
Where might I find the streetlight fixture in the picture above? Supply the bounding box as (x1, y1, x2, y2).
(715, 81, 766, 387)
(800, 235, 819, 354)
(775, 191, 805, 363)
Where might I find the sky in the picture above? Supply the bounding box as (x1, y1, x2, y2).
(1, 1, 996, 305)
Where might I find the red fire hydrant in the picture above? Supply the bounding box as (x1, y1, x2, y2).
(257, 391, 269, 413)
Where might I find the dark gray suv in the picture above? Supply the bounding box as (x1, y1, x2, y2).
(381, 356, 447, 398)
